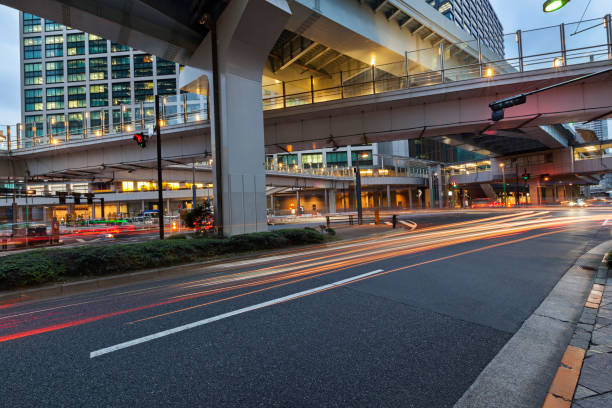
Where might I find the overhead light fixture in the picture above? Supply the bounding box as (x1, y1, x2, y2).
(543, 0, 570, 13)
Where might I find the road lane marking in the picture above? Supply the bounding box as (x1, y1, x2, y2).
(602, 219, 610, 226)
(89, 269, 384, 358)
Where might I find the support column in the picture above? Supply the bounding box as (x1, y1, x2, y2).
(324, 188, 328, 213)
(116, 202, 121, 218)
(528, 182, 540, 206)
(408, 187, 413, 209)
(296, 190, 301, 216)
(328, 189, 337, 214)
(181, 0, 290, 235)
(386, 185, 391, 209)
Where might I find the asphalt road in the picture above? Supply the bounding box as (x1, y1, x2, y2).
(1, 208, 611, 407)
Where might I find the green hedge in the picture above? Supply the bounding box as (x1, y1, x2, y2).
(0, 228, 325, 290)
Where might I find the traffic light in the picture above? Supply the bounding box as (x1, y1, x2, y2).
(450, 181, 458, 188)
(489, 94, 527, 122)
(133, 133, 147, 148)
(522, 173, 530, 181)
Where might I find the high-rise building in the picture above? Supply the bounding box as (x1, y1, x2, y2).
(426, 0, 504, 56)
(575, 120, 609, 141)
(19, 12, 206, 147)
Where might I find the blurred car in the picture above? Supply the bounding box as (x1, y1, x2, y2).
(471, 198, 502, 208)
(560, 199, 588, 207)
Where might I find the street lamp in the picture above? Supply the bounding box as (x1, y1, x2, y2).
(499, 162, 507, 207)
(354, 151, 370, 225)
(543, 0, 570, 13)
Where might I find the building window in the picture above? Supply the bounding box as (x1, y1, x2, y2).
(112, 82, 131, 105)
(44, 19, 63, 32)
(67, 59, 86, 82)
(112, 108, 132, 132)
(156, 58, 176, 76)
(66, 33, 85, 56)
(89, 57, 108, 81)
(47, 114, 65, 137)
(90, 110, 109, 132)
(111, 56, 130, 79)
(111, 42, 130, 52)
(88, 34, 107, 54)
(25, 115, 43, 140)
(302, 153, 323, 169)
(157, 79, 176, 95)
(24, 62, 43, 85)
(46, 87, 64, 110)
(68, 86, 86, 108)
(45, 61, 64, 83)
(277, 154, 298, 168)
(24, 88, 43, 112)
(351, 151, 373, 166)
(68, 112, 83, 135)
(134, 81, 154, 102)
(45, 35, 63, 57)
(23, 13, 41, 34)
(326, 151, 348, 167)
(90, 84, 108, 107)
(23, 37, 42, 59)
(133, 54, 153, 77)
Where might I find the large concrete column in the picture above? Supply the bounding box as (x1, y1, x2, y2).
(180, 0, 291, 235)
(408, 188, 413, 209)
(386, 185, 391, 209)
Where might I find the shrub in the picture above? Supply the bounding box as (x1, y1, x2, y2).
(0, 228, 325, 290)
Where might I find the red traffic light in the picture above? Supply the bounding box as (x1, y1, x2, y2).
(133, 133, 147, 148)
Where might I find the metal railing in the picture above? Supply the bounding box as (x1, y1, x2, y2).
(1, 93, 209, 152)
(262, 15, 612, 111)
(265, 163, 429, 178)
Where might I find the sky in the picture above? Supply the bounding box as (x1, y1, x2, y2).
(0, 1, 610, 125)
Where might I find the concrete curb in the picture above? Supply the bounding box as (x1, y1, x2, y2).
(454, 240, 612, 408)
(542, 262, 610, 408)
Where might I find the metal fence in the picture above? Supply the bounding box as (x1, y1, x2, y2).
(262, 15, 612, 110)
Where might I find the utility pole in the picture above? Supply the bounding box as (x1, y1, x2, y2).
(155, 94, 165, 240)
(192, 161, 197, 209)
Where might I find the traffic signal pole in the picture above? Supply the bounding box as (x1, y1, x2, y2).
(155, 94, 165, 240)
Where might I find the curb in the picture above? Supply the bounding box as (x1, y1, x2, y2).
(542, 260, 610, 408)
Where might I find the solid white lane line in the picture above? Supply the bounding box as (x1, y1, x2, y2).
(603, 219, 610, 226)
(90, 269, 384, 358)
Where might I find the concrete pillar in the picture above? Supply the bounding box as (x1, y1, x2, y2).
(324, 188, 328, 213)
(436, 165, 443, 209)
(409, 187, 413, 209)
(166, 198, 171, 216)
(116, 202, 121, 218)
(296, 190, 301, 215)
(529, 183, 540, 206)
(329, 189, 337, 214)
(91, 201, 95, 220)
(141, 200, 145, 212)
(386, 185, 391, 209)
(180, 0, 290, 235)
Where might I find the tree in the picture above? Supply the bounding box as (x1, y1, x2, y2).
(181, 201, 214, 236)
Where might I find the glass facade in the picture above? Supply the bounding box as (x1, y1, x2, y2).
(23, 13, 41, 34)
(45, 61, 64, 83)
(45, 35, 63, 57)
(24, 62, 42, 85)
(111, 56, 130, 79)
(67, 59, 86, 82)
(302, 153, 323, 169)
(24, 88, 43, 112)
(88, 34, 107, 54)
(134, 54, 153, 77)
(326, 151, 348, 167)
(67, 33, 85, 56)
(46, 87, 64, 110)
(23, 37, 41, 59)
(20, 13, 187, 138)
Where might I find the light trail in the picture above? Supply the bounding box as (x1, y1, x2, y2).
(1, 210, 610, 344)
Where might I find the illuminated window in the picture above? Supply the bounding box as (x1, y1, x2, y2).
(66, 33, 85, 55)
(45, 35, 63, 57)
(46, 87, 64, 110)
(24, 62, 43, 85)
(25, 115, 43, 140)
(89, 57, 108, 80)
(88, 34, 107, 54)
(156, 58, 176, 76)
(24, 88, 43, 112)
(157, 79, 176, 95)
(302, 153, 323, 169)
(67, 59, 85, 82)
(45, 61, 64, 83)
(111, 42, 130, 52)
(68, 86, 86, 108)
(112, 82, 131, 105)
(133, 54, 153, 77)
(134, 81, 154, 102)
(122, 181, 135, 192)
(23, 13, 41, 33)
(111, 56, 130, 79)
(438, 2, 452, 13)
(45, 19, 63, 32)
(90, 84, 108, 107)
(23, 37, 41, 59)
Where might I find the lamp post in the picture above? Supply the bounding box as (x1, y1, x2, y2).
(500, 162, 507, 207)
(354, 151, 369, 225)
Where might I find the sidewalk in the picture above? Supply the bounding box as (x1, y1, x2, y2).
(572, 266, 612, 407)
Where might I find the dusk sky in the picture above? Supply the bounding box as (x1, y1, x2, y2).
(0, 0, 609, 125)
